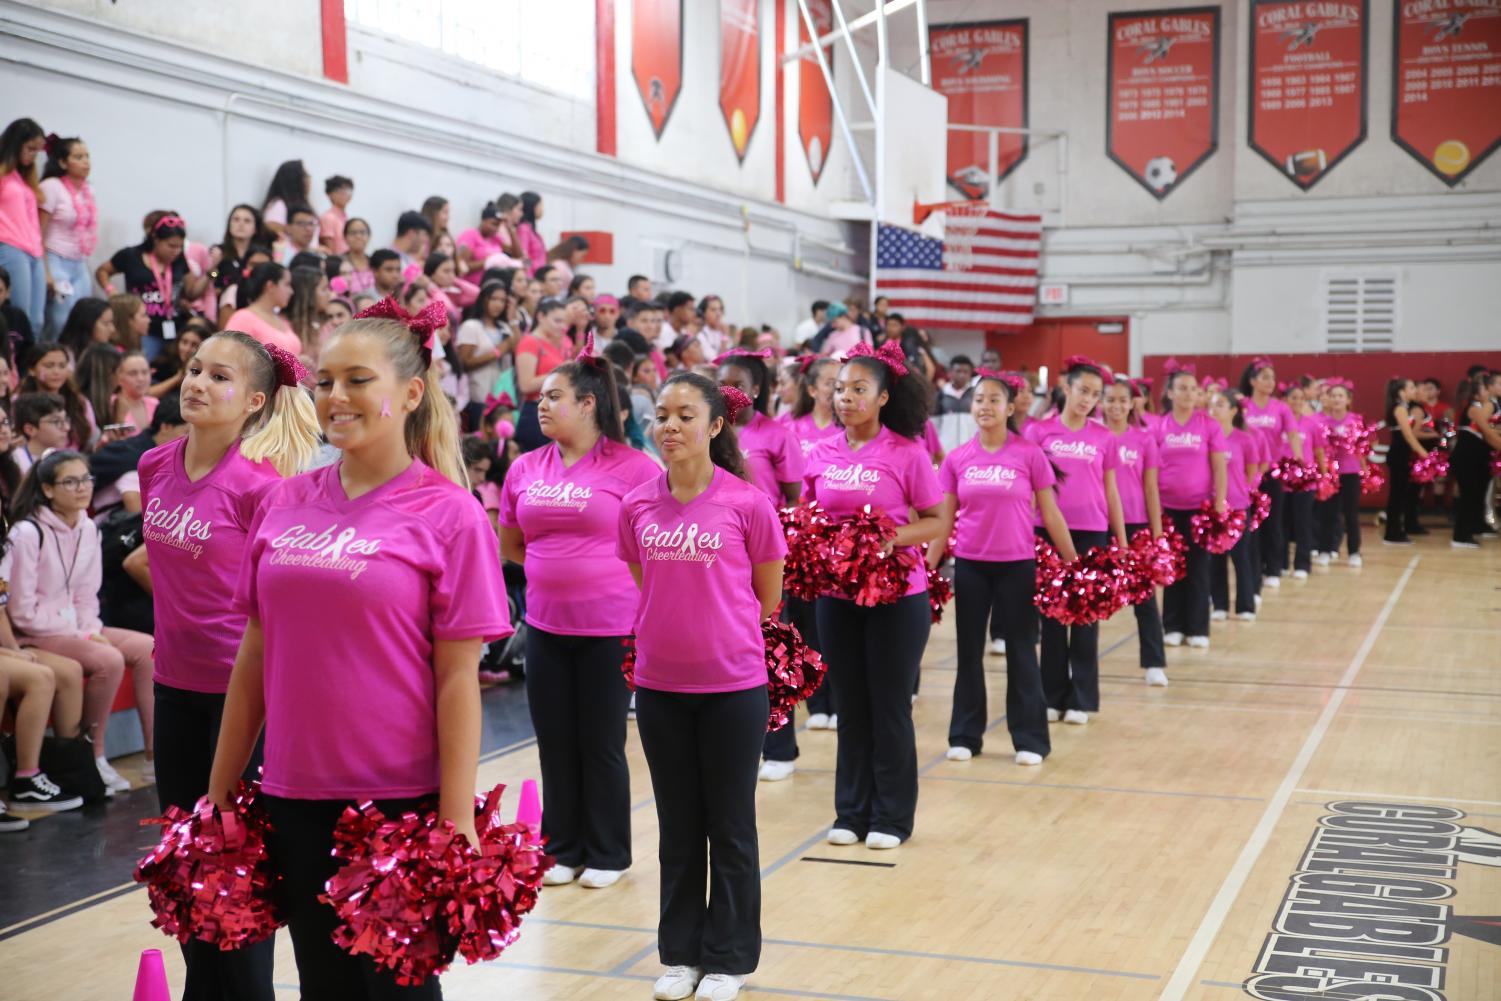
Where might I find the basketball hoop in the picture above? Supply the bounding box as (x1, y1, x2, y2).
(913, 198, 989, 226)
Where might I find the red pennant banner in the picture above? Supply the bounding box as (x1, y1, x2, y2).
(1106, 7, 1221, 200)
(720, 0, 761, 161)
(1249, 0, 1369, 189)
(1392, 1, 1501, 186)
(798, 0, 834, 183)
(930, 20, 1029, 200)
(632, 0, 683, 139)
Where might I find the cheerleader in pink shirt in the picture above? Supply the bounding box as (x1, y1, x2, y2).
(1281, 383, 1328, 579)
(1024, 358, 1127, 722)
(1154, 369, 1229, 649)
(207, 299, 511, 999)
(138, 332, 320, 1001)
(498, 338, 658, 891)
(805, 342, 945, 849)
(1101, 378, 1168, 687)
(617, 372, 785, 1001)
(935, 371, 1076, 765)
(1208, 389, 1261, 622)
(1239, 359, 1304, 587)
(1313, 380, 1365, 565)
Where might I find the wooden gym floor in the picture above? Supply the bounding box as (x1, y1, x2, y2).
(3, 531, 1498, 1000)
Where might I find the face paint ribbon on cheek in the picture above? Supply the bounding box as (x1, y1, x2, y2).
(381, 398, 393, 418)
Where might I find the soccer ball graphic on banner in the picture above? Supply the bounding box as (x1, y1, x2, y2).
(1144, 156, 1177, 191)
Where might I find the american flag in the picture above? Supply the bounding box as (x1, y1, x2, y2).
(875, 210, 1042, 332)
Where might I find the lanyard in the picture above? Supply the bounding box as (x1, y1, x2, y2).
(146, 251, 175, 315)
(46, 519, 82, 594)
(61, 177, 97, 255)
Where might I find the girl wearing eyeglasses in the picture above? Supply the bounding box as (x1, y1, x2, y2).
(2, 450, 155, 792)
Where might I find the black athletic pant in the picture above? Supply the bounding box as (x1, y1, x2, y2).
(524, 628, 632, 871)
(1124, 522, 1166, 669)
(1039, 529, 1109, 713)
(816, 593, 930, 841)
(1452, 434, 1491, 544)
(262, 794, 441, 1000)
(1162, 510, 1210, 639)
(763, 596, 827, 763)
(949, 558, 1046, 756)
(153, 683, 275, 1001)
(1316, 473, 1362, 556)
(1285, 490, 1315, 573)
(1385, 446, 1415, 542)
(1210, 509, 1257, 615)
(1258, 476, 1286, 577)
(635, 685, 767, 977)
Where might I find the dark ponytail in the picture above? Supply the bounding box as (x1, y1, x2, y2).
(661, 371, 746, 479)
(792, 357, 835, 418)
(1238, 360, 1274, 396)
(840, 356, 932, 440)
(716, 354, 773, 415)
(550, 358, 625, 444)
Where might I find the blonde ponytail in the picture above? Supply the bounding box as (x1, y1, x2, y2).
(409, 362, 466, 487)
(241, 383, 322, 476)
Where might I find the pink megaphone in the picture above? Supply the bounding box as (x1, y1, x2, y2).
(516, 778, 542, 836)
(132, 948, 170, 1001)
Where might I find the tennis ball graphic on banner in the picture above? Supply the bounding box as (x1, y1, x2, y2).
(731, 109, 748, 155)
(1434, 140, 1471, 177)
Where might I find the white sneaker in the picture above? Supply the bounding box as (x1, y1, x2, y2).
(1452, 540, 1480, 549)
(805, 713, 831, 730)
(1046, 708, 1061, 723)
(865, 832, 901, 850)
(95, 757, 131, 793)
(1313, 553, 1330, 566)
(988, 639, 1006, 656)
(1014, 750, 1043, 766)
(1264, 575, 1281, 589)
(827, 714, 838, 730)
(579, 868, 623, 889)
(695, 973, 746, 1001)
(1164, 631, 1185, 647)
(1144, 668, 1169, 687)
(1236, 611, 1256, 622)
(1186, 635, 1210, 649)
(1210, 610, 1227, 622)
(1254, 594, 1264, 609)
(1062, 709, 1089, 725)
(945, 746, 973, 761)
(653, 965, 703, 1000)
(910, 693, 918, 705)
(827, 827, 860, 846)
(1293, 569, 1309, 580)
(543, 864, 581, 886)
(1347, 554, 1363, 568)
(757, 760, 795, 782)
(628, 692, 636, 720)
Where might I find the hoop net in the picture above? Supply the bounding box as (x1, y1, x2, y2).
(912, 198, 989, 226)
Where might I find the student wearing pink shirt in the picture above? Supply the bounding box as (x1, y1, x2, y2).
(1314, 382, 1367, 565)
(225, 263, 302, 357)
(805, 343, 944, 849)
(207, 301, 510, 999)
(517, 191, 547, 275)
(1281, 383, 1328, 579)
(1024, 359, 1127, 722)
(318, 175, 353, 256)
(1102, 379, 1168, 687)
(1209, 389, 1262, 623)
(1239, 359, 1304, 587)
(1154, 370, 1230, 649)
(139, 331, 320, 1000)
(38, 135, 98, 341)
(935, 372, 1076, 765)
(617, 372, 785, 1001)
(0, 119, 47, 334)
(455, 202, 510, 276)
(499, 348, 657, 891)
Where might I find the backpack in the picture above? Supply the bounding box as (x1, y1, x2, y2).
(96, 508, 153, 634)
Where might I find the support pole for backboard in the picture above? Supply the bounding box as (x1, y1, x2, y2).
(914, 0, 931, 85)
(870, 0, 889, 305)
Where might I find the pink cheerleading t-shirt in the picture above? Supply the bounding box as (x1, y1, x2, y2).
(139, 438, 279, 694)
(1243, 396, 1297, 462)
(235, 459, 512, 800)
(737, 411, 804, 503)
(500, 437, 659, 636)
(939, 434, 1056, 562)
(1023, 417, 1120, 532)
(1154, 410, 1230, 510)
(1318, 412, 1364, 474)
(803, 426, 944, 596)
(616, 467, 786, 693)
(1292, 413, 1327, 464)
(1110, 425, 1159, 525)
(1223, 428, 1257, 510)
(788, 413, 841, 457)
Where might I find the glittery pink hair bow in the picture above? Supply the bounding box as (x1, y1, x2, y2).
(354, 296, 448, 355)
(483, 392, 516, 417)
(574, 329, 604, 367)
(714, 347, 773, 366)
(720, 386, 753, 422)
(797, 354, 820, 374)
(976, 368, 1024, 396)
(1324, 376, 1354, 391)
(263, 342, 309, 388)
(845, 341, 909, 377)
(1162, 356, 1197, 377)
(1250, 356, 1274, 371)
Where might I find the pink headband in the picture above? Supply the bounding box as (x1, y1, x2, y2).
(1162, 357, 1197, 377)
(595, 294, 619, 307)
(845, 341, 909, 377)
(713, 347, 773, 366)
(976, 368, 1025, 396)
(263, 342, 308, 388)
(1064, 354, 1101, 373)
(153, 214, 186, 233)
(1250, 356, 1273, 370)
(353, 296, 448, 355)
(1325, 377, 1354, 391)
(720, 386, 752, 422)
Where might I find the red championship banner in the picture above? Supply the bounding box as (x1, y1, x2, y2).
(798, 0, 834, 183)
(1106, 8, 1221, 200)
(1392, 0, 1501, 186)
(1249, 1, 1368, 189)
(930, 20, 1029, 200)
(632, 0, 683, 139)
(720, 0, 761, 162)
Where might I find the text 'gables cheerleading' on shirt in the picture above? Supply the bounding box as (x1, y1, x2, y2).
(140, 498, 214, 560)
(636, 520, 725, 568)
(817, 461, 883, 495)
(265, 521, 384, 581)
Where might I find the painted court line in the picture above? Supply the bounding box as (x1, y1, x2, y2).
(473, 961, 902, 1001)
(1293, 788, 1501, 809)
(1156, 555, 1419, 1001)
(922, 774, 1263, 803)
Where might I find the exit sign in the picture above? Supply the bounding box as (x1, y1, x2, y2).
(1038, 282, 1069, 305)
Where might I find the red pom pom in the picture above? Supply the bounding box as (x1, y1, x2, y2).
(1033, 538, 1127, 626)
(134, 780, 281, 949)
(1491, 451, 1501, 479)
(321, 786, 550, 986)
(1188, 500, 1247, 555)
(1129, 525, 1186, 588)
(825, 505, 919, 606)
(925, 565, 953, 623)
(1313, 469, 1341, 502)
(779, 502, 836, 602)
(1248, 490, 1272, 531)
(1325, 416, 1376, 462)
(1359, 463, 1387, 496)
(620, 637, 636, 691)
(1410, 450, 1449, 484)
(764, 619, 826, 731)
(1271, 457, 1319, 492)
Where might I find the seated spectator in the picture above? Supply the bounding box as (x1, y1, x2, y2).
(594, 294, 621, 341)
(19, 344, 95, 452)
(319, 175, 354, 255)
(261, 159, 312, 239)
(278, 202, 321, 266)
(216, 244, 273, 328)
(936, 354, 976, 415)
(0, 652, 83, 812)
(815, 302, 870, 357)
(94, 215, 206, 362)
(73, 344, 121, 446)
(517, 191, 546, 274)
(58, 297, 116, 359)
(210, 204, 274, 296)
(341, 216, 375, 294)
(424, 253, 479, 331)
(695, 295, 730, 357)
(108, 293, 149, 353)
(456, 202, 517, 275)
(225, 262, 300, 355)
(391, 210, 431, 270)
(544, 235, 589, 289)
(620, 274, 653, 313)
(90, 393, 184, 517)
(534, 263, 566, 300)
(11, 391, 67, 474)
(368, 247, 403, 300)
(456, 280, 516, 430)
(148, 317, 206, 399)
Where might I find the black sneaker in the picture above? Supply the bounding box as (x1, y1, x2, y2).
(0, 802, 30, 832)
(9, 773, 84, 812)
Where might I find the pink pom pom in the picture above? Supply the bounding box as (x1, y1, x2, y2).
(925, 565, 953, 623)
(824, 506, 919, 607)
(1271, 457, 1319, 492)
(764, 619, 826, 731)
(1313, 470, 1340, 502)
(1359, 463, 1387, 496)
(1491, 451, 1501, 479)
(1188, 500, 1247, 555)
(1324, 416, 1376, 462)
(134, 781, 281, 949)
(1248, 490, 1272, 531)
(1410, 450, 1449, 484)
(1129, 525, 1186, 588)
(1032, 538, 1127, 626)
(620, 637, 636, 691)
(779, 502, 836, 602)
